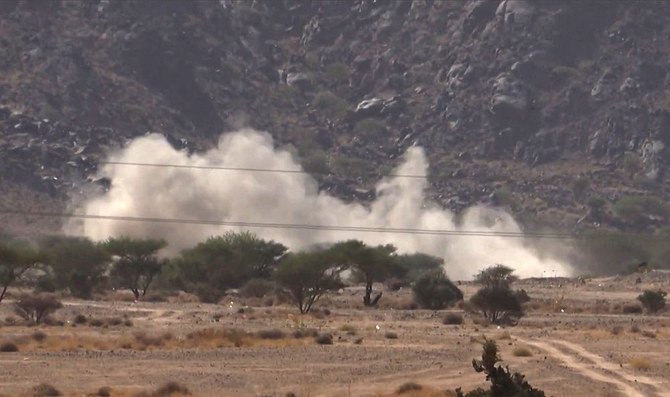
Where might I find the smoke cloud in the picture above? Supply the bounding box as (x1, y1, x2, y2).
(73, 129, 572, 280)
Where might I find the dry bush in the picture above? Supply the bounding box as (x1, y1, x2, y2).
(315, 333, 333, 345)
(610, 326, 624, 335)
(385, 331, 399, 339)
(443, 313, 464, 325)
(0, 342, 18, 352)
(257, 329, 286, 340)
(354, 337, 364, 344)
(629, 357, 651, 370)
(89, 318, 105, 327)
(512, 346, 533, 357)
(134, 331, 174, 349)
(641, 330, 656, 338)
(339, 324, 357, 335)
(14, 293, 62, 324)
(73, 314, 87, 324)
(397, 382, 423, 394)
(622, 304, 643, 314)
(167, 291, 199, 304)
(97, 386, 112, 397)
(33, 383, 61, 396)
(630, 324, 641, 333)
(31, 331, 47, 342)
(292, 328, 318, 339)
(497, 331, 512, 340)
(152, 381, 191, 396)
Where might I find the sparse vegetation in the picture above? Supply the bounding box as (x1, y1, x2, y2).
(14, 293, 62, 324)
(637, 290, 666, 313)
(629, 357, 651, 370)
(384, 331, 398, 339)
(353, 118, 386, 138)
(315, 333, 333, 345)
(455, 340, 545, 397)
(512, 346, 533, 357)
(412, 270, 463, 310)
(443, 312, 464, 325)
(0, 342, 18, 352)
(396, 382, 423, 394)
(622, 304, 643, 314)
(314, 91, 348, 119)
(33, 383, 61, 397)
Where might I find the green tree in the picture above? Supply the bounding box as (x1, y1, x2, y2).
(275, 251, 343, 314)
(412, 270, 463, 310)
(471, 265, 525, 325)
(474, 264, 518, 289)
(637, 290, 666, 313)
(456, 340, 546, 397)
(39, 236, 110, 299)
(170, 232, 287, 301)
(329, 240, 403, 306)
(103, 237, 167, 300)
(0, 242, 41, 303)
(395, 253, 444, 283)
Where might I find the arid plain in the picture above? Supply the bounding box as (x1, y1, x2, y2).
(0, 274, 669, 397)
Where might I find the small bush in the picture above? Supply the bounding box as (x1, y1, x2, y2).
(622, 304, 643, 314)
(89, 318, 104, 327)
(315, 333, 333, 345)
(314, 91, 348, 119)
(97, 386, 112, 397)
(293, 328, 318, 339)
(512, 346, 533, 357)
(384, 331, 398, 339)
(396, 382, 423, 394)
(354, 337, 363, 345)
(73, 314, 87, 324)
(637, 290, 666, 313)
(610, 326, 623, 335)
(257, 329, 286, 340)
(124, 319, 134, 327)
(339, 324, 357, 335)
(0, 342, 18, 352)
(152, 381, 190, 396)
(443, 313, 464, 325)
(412, 270, 463, 310)
(641, 330, 657, 338)
(353, 118, 386, 138)
(630, 324, 641, 333)
(14, 293, 63, 324)
(31, 331, 47, 342)
(239, 279, 276, 298)
(629, 357, 651, 370)
(33, 383, 61, 397)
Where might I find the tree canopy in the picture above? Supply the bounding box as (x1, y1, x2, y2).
(0, 241, 42, 302)
(275, 250, 343, 313)
(103, 237, 167, 300)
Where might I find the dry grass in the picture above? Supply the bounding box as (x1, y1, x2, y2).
(512, 346, 533, 357)
(629, 357, 652, 370)
(339, 324, 357, 335)
(0, 327, 306, 352)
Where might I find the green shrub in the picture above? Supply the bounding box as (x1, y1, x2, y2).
(353, 118, 386, 138)
(614, 195, 668, 225)
(257, 329, 286, 340)
(239, 278, 276, 298)
(324, 62, 350, 85)
(314, 91, 348, 119)
(412, 270, 463, 310)
(637, 290, 666, 313)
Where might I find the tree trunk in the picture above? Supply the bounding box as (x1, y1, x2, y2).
(363, 282, 373, 306)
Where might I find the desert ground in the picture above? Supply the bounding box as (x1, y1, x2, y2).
(0, 273, 669, 397)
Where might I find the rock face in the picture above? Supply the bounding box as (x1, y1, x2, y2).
(1, 0, 670, 234)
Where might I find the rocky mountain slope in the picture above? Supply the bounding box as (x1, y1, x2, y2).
(1, 0, 670, 237)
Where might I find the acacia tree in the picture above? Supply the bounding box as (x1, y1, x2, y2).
(275, 250, 343, 314)
(0, 242, 41, 303)
(470, 264, 525, 325)
(412, 270, 463, 310)
(39, 236, 110, 298)
(330, 240, 402, 306)
(170, 232, 287, 301)
(103, 237, 167, 300)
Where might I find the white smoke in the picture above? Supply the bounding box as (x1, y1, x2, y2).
(72, 129, 572, 280)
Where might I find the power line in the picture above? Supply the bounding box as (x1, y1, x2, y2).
(99, 161, 429, 179)
(2, 208, 665, 241)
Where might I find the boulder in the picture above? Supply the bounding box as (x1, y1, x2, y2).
(490, 73, 528, 120)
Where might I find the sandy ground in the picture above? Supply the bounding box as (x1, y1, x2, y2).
(0, 274, 668, 397)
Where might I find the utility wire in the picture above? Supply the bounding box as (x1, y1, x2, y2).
(99, 161, 429, 179)
(1, 208, 666, 241)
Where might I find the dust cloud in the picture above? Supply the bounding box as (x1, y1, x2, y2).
(72, 129, 572, 280)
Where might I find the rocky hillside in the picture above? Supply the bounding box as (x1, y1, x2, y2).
(2, 0, 670, 236)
